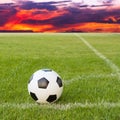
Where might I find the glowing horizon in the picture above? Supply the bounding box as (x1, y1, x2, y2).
(0, 0, 120, 32)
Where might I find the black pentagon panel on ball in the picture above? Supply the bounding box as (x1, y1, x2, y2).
(38, 77, 49, 89)
(28, 74, 34, 83)
(42, 69, 52, 72)
(30, 92, 38, 101)
(47, 95, 57, 103)
(56, 77, 63, 87)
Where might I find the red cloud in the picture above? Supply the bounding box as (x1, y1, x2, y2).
(0, 1, 120, 32)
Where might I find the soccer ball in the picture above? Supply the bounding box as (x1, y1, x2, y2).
(28, 69, 63, 103)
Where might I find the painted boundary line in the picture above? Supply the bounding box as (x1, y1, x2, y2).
(0, 73, 118, 110)
(74, 33, 120, 80)
(1, 34, 120, 111)
(1, 102, 120, 110)
(64, 73, 117, 85)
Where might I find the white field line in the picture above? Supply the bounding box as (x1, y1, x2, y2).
(74, 33, 120, 80)
(1, 34, 120, 111)
(63, 73, 117, 85)
(1, 101, 120, 110)
(0, 73, 117, 110)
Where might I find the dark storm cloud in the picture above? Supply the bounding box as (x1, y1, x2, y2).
(0, 4, 17, 26)
(21, 7, 91, 25)
(0, 0, 120, 32)
(21, 6, 120, 28)
(20, 1, 57, 11)
(19, 0, 71, 11)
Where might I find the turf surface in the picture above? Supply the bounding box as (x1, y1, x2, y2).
(0, 33, 120, 120)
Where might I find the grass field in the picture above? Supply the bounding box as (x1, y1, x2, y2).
(0, 33, 120, 120)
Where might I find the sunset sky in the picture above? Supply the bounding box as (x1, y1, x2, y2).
(0, 0, 120, 32)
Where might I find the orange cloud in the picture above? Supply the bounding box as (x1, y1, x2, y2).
(63, 22, 120, 32)
(16, 9, 68, 21)
(0, 8, 68, 32)
(0, 1, 120, 32)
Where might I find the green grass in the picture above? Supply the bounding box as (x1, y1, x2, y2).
(0, 33, 120, 120)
